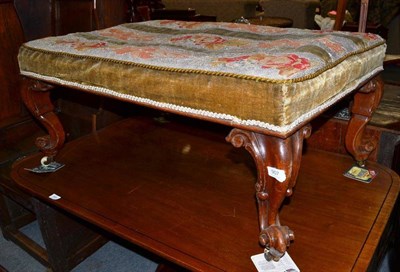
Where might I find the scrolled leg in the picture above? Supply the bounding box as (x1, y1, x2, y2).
(226, 124, 311, 261)
(345, 76, 383, 167)
(21, 78, 65, 162)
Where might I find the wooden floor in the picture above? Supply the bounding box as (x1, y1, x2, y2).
(11, 115, 400, 271)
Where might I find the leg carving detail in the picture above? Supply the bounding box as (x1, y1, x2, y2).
(226, 124, 311, 261)
(345, 76, 383, 167)
(21, 78, 65, 161)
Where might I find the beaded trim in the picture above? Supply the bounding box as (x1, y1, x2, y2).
(20, 66, 382, 134)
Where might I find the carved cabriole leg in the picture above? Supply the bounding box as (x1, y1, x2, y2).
(345, 76, 383, 167)
(226, 124, 311, 261)
(20, 78, 65, 161)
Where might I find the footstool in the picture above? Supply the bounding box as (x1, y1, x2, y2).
(17, 20, 386, 260)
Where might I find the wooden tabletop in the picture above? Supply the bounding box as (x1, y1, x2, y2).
(11, 115, 400, 271)
(247, 16, 293, 27)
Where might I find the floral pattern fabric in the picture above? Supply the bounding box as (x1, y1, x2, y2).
(22, 20, 385, 81)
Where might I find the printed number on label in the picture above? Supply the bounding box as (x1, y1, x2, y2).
(267, 167, 286, 182)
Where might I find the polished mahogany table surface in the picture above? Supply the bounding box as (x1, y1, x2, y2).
(11, 115, 400, 271)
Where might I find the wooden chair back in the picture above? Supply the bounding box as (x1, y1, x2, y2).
(334, 0, 369, 32)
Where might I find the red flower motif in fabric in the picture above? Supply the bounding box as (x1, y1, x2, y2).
(99, 28, 153, 41)
(170, 35, 194, 42)
(215, 54, 311, 77)
(260, 54, 310, 74)
(171, 35, 247, 50)
(114, 47, 157, 59)
(113, 46, 188, 59)
(55, 40, 107, 51)
(159, 20, 203, 29)
(219, 55, 251, 63)
(171, 35, 227, 49)
(318, 38, 345, 53)
(360, 32, 381, 41)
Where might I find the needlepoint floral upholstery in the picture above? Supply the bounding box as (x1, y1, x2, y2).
(18, 20, 386, 136)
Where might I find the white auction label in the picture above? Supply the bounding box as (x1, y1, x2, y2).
(49, 194, 61, 200)
(251, 252, 300, 272)
(267, 166, 286, 182)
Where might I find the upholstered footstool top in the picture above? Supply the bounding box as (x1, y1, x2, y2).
(18, 20, 386, 136)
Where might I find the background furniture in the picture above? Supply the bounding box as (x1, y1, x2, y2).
(1, 171, 107, 271)
(307, 116, 400, 174)
(260, 0, 319, 28)
(328, 0, 400, 55)
(162, 0, 261, 21)
(0, 3, 45, 261)
(151, 8, 217, 21)
(0, 1, 125, 270)
(247, 16, 293, 27)
(310, 0, 400, 174)
(7, 0, 132, 144)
